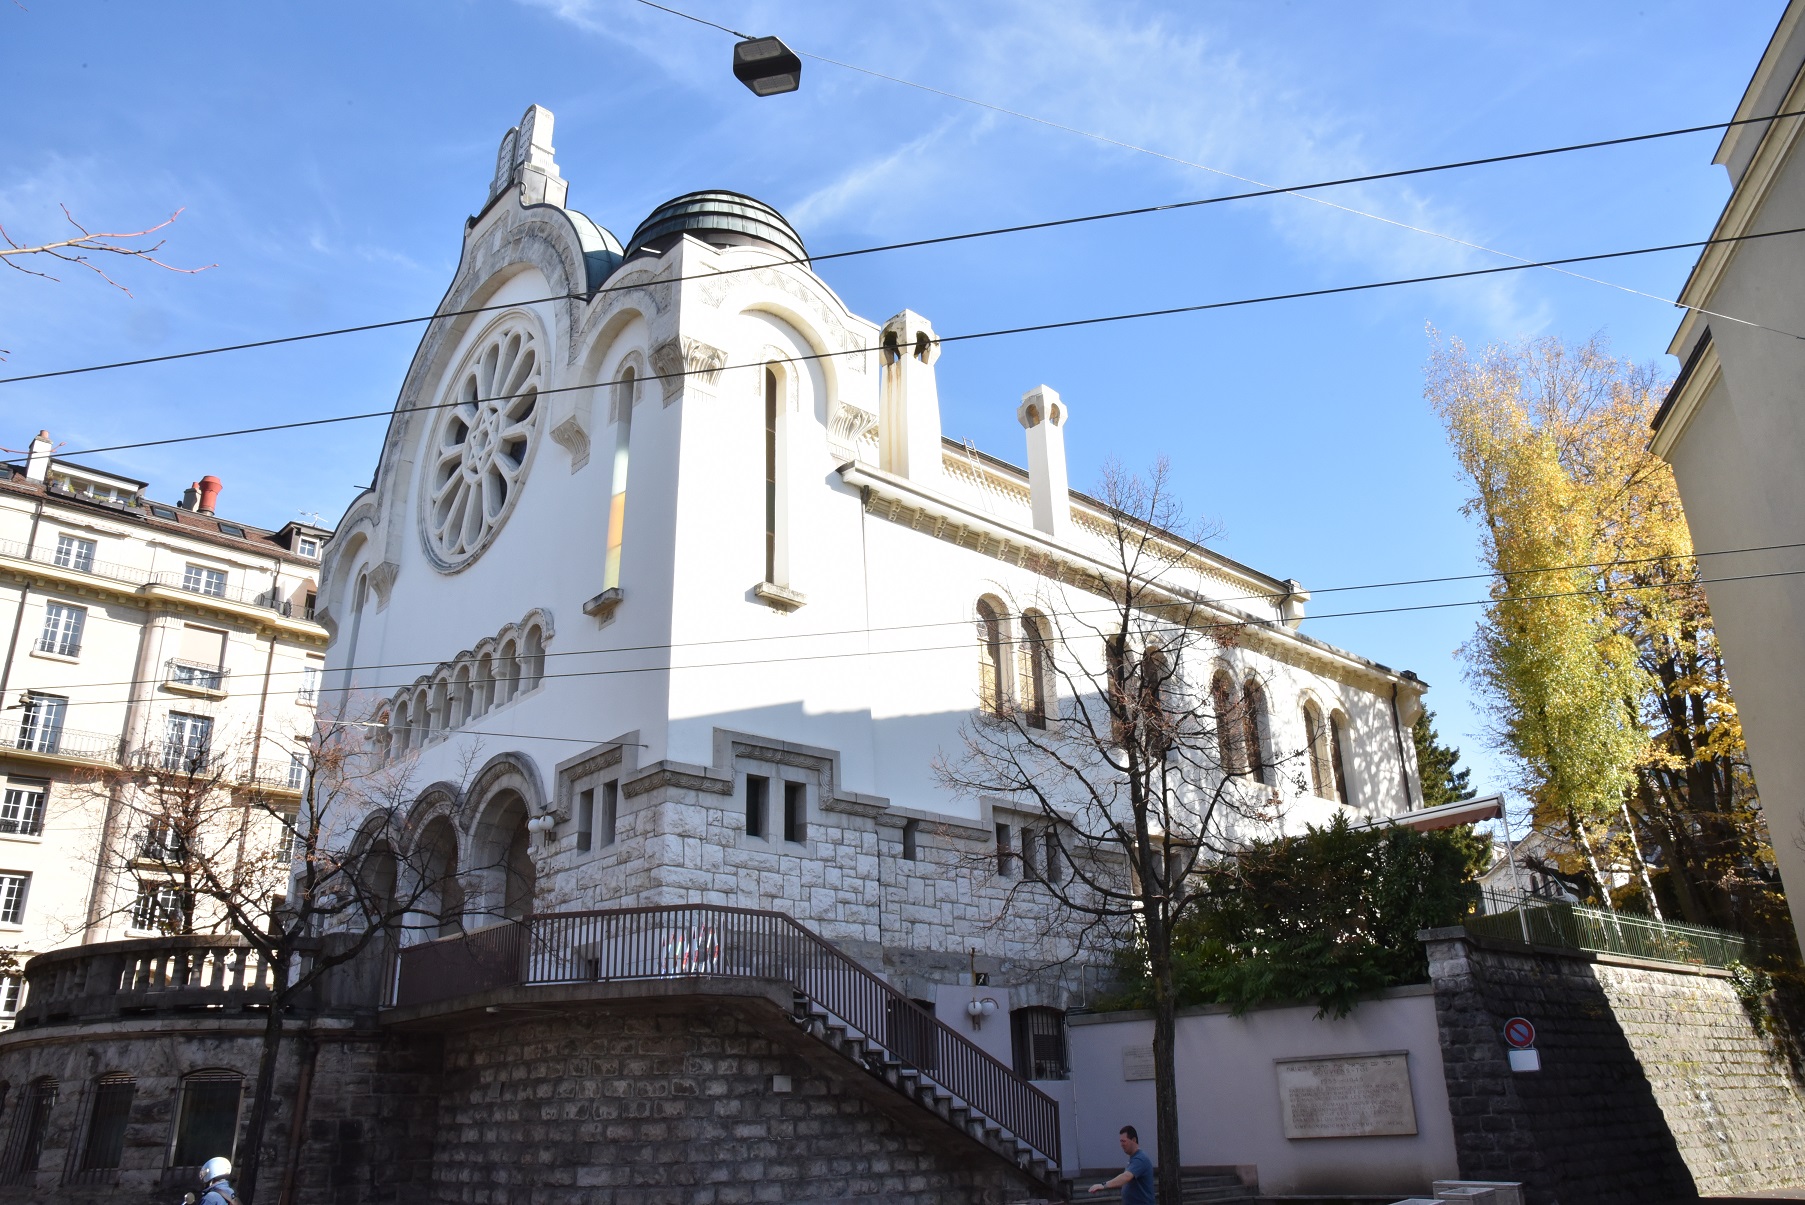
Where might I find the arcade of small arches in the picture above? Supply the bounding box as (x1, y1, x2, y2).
(971, 595, 1359, 806)
(377, 608, 554, 757)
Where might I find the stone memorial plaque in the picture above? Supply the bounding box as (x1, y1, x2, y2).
(1275, 1052, 1417, 1139)
(1122, 1044, 1156, 1081)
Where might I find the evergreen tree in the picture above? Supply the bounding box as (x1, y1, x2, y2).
(1413, 709, 1474, 809)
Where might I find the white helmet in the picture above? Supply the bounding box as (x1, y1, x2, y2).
(199, 1156, 232, 1183)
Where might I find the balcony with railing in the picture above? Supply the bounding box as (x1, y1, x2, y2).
(0, 718, 119, 765)
(163, 658, 229, 696)
(392, 904, 1063, 1171)
(0, 539, 320, 625)
(1467, 887, 1758, 969)
(13, 936, 322, 1027)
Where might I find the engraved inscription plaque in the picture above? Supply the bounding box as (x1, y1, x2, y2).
(1122, 1044, 1156, 1081)
(1275, 1052, 1417, 1139)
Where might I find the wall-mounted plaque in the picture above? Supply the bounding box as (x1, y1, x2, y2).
(1122, 1044, 1156, 1081)
(1275, 1052, 1417, 1139)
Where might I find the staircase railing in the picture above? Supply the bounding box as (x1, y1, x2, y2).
(392, 904, 1061, 1168)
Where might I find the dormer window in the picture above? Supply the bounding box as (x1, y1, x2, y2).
(216, 522, 247, 539)
(297, 536, 319, 558)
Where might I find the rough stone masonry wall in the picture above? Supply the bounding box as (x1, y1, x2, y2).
(428, 995, 1045, 1205)
(1423, 927, 1805, 1205)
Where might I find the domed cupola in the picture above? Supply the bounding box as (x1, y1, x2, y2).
(625, 190, 807, 262)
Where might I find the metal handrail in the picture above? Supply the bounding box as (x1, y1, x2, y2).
(1467, 887, 1757, 969)
(0, 718, 118, 763)
(165, 658, 229, 691)
(393, 904, 1061, 1167)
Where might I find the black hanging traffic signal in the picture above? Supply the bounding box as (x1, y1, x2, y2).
(733, 36, 802, 96)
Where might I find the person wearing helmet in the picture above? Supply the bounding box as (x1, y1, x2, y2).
(186, 1156, 235, 1205)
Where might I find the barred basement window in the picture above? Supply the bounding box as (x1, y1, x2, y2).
(72, 1074, 136, 1181)
(1010, 1007, 1068, 1080)
(0, 1077, 56, 1183)
(169, 1071, 243, 1168)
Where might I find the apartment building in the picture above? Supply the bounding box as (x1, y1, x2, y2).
(0, 430, 330, 1016)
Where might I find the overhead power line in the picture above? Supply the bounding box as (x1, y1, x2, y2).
(25, 222, 1805, 464)
(23, 562, 1804, 708)
(5, 106, 1805, 390)
(630, 0, 1802, 335)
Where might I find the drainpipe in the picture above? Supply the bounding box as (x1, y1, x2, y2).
(1388, 683, 1415, 811)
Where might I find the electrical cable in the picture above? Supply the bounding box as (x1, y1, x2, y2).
(7, 105, 1805, 390)
(22, 222, 1805, 465)
(17, 564, 1803, 710)
(631, 0, 1805, 338)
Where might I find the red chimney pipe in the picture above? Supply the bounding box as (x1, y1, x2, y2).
(197, 475, 223, 516)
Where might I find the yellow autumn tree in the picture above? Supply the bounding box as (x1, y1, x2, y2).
(1428, 332, 1787, 939)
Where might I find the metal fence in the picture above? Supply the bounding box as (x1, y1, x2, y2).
(393, 904, 1061, 1167)
(1467, 887, 1757, 969)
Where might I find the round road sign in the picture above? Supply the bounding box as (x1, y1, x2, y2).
(1503, 1016, 1536, 1049)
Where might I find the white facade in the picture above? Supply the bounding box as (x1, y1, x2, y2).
(0, 437, 331, 1009)
(1654, 0, 1805, 952)
(321, 107, 1428, 1006)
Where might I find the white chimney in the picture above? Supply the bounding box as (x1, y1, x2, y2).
(1017, 386, 1070, 539)
(25, 430, 51, 483)
(878, 310, 943, 486)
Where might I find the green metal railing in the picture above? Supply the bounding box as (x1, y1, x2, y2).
(1466, 888, 1756, 969)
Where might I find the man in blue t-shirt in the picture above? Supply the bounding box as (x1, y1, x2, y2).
(1087, 1125, 1155, 1204)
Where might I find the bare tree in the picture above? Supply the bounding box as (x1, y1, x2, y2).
(74, 716, 488, 1203)
(938, 460, 1304, 1205)
(0, 205, 212, 292)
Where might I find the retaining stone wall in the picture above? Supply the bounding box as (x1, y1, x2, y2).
(1423, 926, 1805, 1205)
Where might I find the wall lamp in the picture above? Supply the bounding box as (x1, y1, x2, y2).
(966, 996, 998, 1031)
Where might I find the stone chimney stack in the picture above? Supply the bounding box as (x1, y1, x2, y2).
(1017, 386, 1070, 539)
(878, 310, 943, 486)
(25, 430, 51, 483)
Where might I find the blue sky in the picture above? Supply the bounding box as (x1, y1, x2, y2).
(0, 0, 1787, 802)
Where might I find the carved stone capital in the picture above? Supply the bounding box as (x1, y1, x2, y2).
(550, 414, 590, 472)
(827, 401, 878, 461)
(368, 561, 401, 612)
(651, 337, 727, 404)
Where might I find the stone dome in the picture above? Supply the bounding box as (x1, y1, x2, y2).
(625, 190, 807, 262)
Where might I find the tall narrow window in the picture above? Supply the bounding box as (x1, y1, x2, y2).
(1140, 644, 1172, 758)
(576, 788, 595, 853)
(1019, 612, 1051, 729)
(170, 1071, 243, 1168)
(73, 1073, 135, 1180)
(0, 1077, 56, 1181)
(1020, 826, 1039, 880)
(1211, 671, 1239, 772)
(602, 367, 635, 592)
(1104, 635, 1130, 745)
(745, 774, 768, 839)
(16, 695, 65, 754)
(1242, 679, 1267, 784)
(163, 713, 214, 772)
(782, 781, 806, 844)
(298, 662, 322, 707)
(1043, 828, 1063, 883)
(765, 367, 779, 584)
(36, 602, 84, 658)
(901, 818, 919, 862)
(1330, 712, 1351, 805)
(1303, 700, 1329, 798)
(995, 823, 1015, 877)
(976, 599, 1006, 716)
(601, 780, 619, 846)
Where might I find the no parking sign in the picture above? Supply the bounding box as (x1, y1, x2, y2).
(1503, 1016, 1540, 1072)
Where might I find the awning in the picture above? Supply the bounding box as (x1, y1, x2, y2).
(1354, 793, 1503, 833)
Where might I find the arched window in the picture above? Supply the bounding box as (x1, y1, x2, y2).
(1242, 679, 1268, 784)
(1104, 634, 1130, 745)
(1329, 711, 1352, 805)
(976, 598, 1007, 716)
(73, 1072, 135, 1180)
(1211, 670, 1239, 771)
(603, 365, 635, 592)
(170, 1070, 243, 1169)
(412, 687, 429, 739)
(390, 699, 410, 755)
(1140, 642, 1172, 758)
(450, 663, 472, 728)
(472, 652, 494, 717)
(1018, 611, 1053, 729)
(522, 625, 546, 689)
(1010, 1006, 1069, 1080)
(496, 639, 519, 705)
(416, 819, 463, 939)
(429, 677, 449, 733)
(1303, 700, 1330, 798)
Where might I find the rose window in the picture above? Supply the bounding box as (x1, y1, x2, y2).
(421, 323, 542, 571)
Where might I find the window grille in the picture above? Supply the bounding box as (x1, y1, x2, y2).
(1010, 1007, 1069, 1080)
(0, 1078, 56, 1183)
(0, 875, 27, 926)
(53, 534, 97, 573)
(181, 564, 227, 597)
(71, 1074, 135, 1180)
(169, 1072, 243, 1168)
(0, 787, 45, 838)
